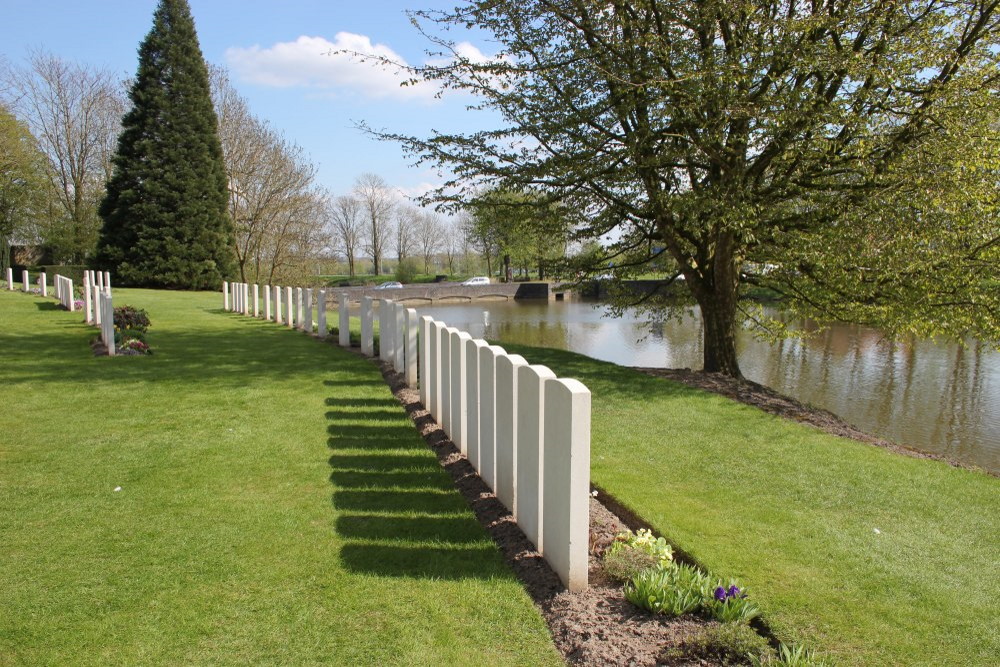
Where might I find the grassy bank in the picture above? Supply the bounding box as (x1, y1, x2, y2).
(503, 343, 999, 666)
(0, 288, 560, 666)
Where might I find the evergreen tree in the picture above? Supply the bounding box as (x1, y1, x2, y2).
(95, 0, 233, 289)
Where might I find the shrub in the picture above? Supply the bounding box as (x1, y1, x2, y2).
(394, 258, 420, 284)
(606, 528, 673, 568)
(664, 624, 774, 666)
(113, 305, 151, 333)
(602, 544, 659, 582)
(119, 338, 152, 355)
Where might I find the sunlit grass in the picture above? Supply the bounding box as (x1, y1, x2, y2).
(0, 288, 559, 666)
(503, 343, 1000, 666)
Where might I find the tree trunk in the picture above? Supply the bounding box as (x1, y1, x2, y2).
(694, 230, 742, 377)
(698, 296, 742, 377)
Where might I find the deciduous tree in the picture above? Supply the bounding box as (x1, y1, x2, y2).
(369, 0, 1000, 377)
(353, 172, 395, 276)
(4, 52, 123, 263)
(0, 104, 50, 271)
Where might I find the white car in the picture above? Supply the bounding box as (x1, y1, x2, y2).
(374, 281, 403, 289)
(461, 276, 490, 286)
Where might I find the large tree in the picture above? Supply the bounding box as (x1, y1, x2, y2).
(95, 0, 233, 289)
(3, 52, 124, 264)
(368, 0, 1000, 377)
(211, 66, 324, 284)
(353, 172, 395, 276)
(0, 104, 51, 271)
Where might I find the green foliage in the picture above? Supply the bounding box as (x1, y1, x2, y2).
(750, 643, 828, 667)
(113, 305, 151, 333)
(465, 188, 571, 281)
(394, 258, 420, 284)
(0, 104, 51, 272)
(624, 563, 712, 617)
(666, 624, 774, 666)
(601, 542, 659, 582)
(95, 0, 234, 289)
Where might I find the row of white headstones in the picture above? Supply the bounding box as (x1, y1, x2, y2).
(222, 280, 591, 592)
(6, 267, 115, 354)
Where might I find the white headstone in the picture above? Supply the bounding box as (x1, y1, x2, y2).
(465, 338, 489, 472)
(22, 269, 29, 292)
(516, 364, 557, 553)
(66, 279, 75, 311)
(361, 296, 374, 356)
(439, 327, 456, 431)
(478, 345, 506, 492)
(5, 267, 12, 290)
(104, 272, 111, 291)
(264, 284, 272, 320)
(542, 378, 591, 592)
(39, 272, 47, 297)
(394, 304, 406, 373)
(286, 286, 294, 328)
(296, 287, 304, 328)
(317, 289, 327, 338)
(275, 286, 283, 324)
(84, 273, 94, 324)
(338, 293, 350, 347)
(427, 320, 444, 419)
(449, 330, 472, 453)
(419, 316, 433, 403)
(223, 281, 230, 310)
(494, 353, 528, 515)
(253, 284, 260, 317)
(405, 309, 419, 387)
(304, 288, 314, 332)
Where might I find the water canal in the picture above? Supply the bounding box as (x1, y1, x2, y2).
(412, 300, 999, 474)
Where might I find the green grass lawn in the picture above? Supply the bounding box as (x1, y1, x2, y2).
(0, 288, 560, 666)
(502, 343, 1000, 666)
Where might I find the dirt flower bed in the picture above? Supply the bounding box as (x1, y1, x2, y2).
(378, 361, 764, 666)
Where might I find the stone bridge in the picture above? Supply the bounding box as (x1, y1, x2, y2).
(324, 282, 551, 306)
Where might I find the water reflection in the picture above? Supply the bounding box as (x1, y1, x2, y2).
(415, 300, 999, 473)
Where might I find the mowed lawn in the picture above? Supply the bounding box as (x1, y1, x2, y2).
(0, 288, 560, 666)
(502, 344, 1000, 666)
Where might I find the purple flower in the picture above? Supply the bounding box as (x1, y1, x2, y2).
(728, 585, 742, 598)
(714, 587, 727, 602)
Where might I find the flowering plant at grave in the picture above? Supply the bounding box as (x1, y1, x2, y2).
(705, 581, 762, 624)
(73, 299, 84, 310)
(120, 338, 151, 355)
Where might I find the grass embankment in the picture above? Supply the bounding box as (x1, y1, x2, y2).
(0, 288, 560, 666)
(503, 343, 999, 666)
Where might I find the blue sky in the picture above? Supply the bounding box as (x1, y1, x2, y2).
(0, 0, 497, 199)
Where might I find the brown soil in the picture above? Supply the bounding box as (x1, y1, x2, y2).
(378, 361, 734, 666)
(632, 367, 994, 476)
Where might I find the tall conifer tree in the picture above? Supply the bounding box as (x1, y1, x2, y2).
(95, 0, 233, 289)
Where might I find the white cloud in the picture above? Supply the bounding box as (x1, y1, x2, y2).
(225, 33, 443, 102)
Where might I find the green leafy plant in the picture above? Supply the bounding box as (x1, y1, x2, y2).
(624, 563, 712, 616)
(113, 305, 151, 333)
(750, 643, 827, 666)
(706, 583, 763, 624)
